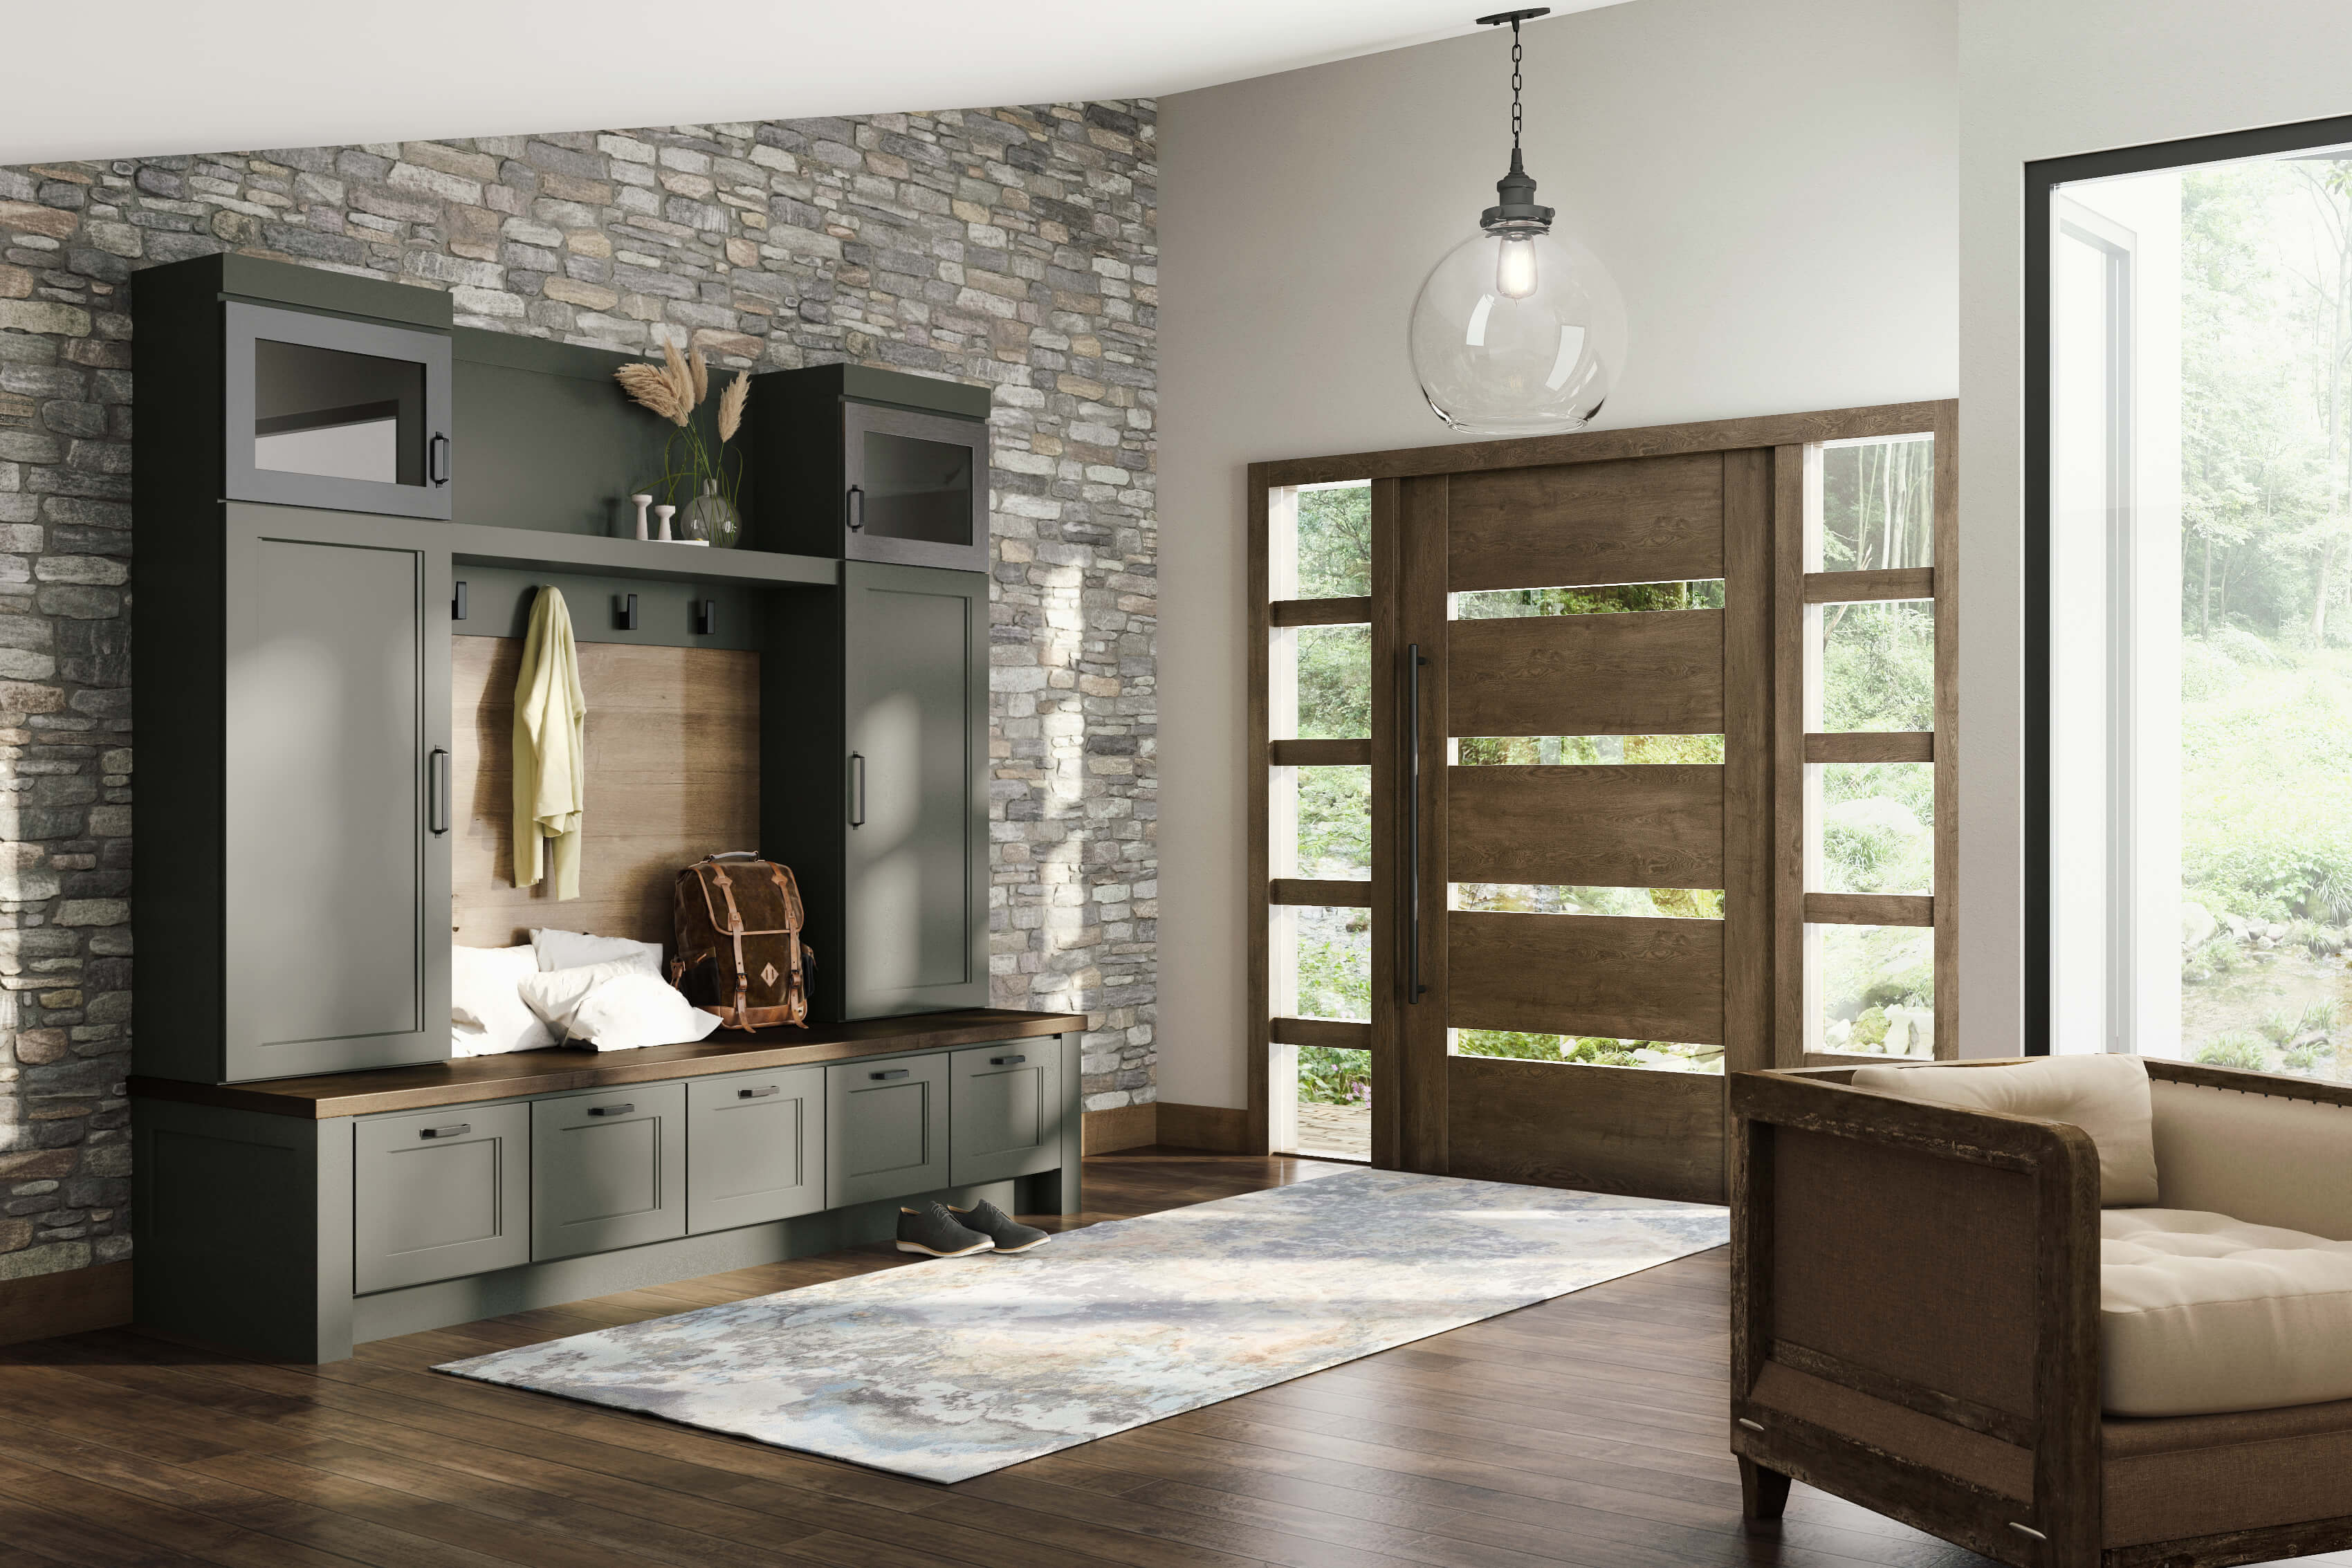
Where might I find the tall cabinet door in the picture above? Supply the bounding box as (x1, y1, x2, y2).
(222, 504, 450, 1081)
(841, 562, 989, 1017)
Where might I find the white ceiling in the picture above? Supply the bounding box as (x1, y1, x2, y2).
(0, 1, 1636, 167)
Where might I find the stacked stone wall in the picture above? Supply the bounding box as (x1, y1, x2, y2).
(0, 102, 1157, 1284)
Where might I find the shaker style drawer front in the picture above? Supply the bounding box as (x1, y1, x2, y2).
(353, 1102, 529, 1294)
(531, 1083, 686, 1261)
(950, 1042, 1063, 1186)
(825, 1053, 950, 1208)
(686, 1067, 826, 1234)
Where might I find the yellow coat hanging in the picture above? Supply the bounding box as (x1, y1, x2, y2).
(513, 585, 586, 900)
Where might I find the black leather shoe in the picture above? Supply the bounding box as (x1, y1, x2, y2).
(895, 1201, 993, 1257)
(948, 1199, 1051, 1253)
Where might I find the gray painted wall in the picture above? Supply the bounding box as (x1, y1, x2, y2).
(0, 104, 1157, 1287)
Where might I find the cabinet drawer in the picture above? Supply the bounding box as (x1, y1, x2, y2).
(531, 1083, 686, 1261)
(950, 1042, 1063, 1186)
(825, 1053, 949, 1207)
(354, 1102, 528, 1294)
(686, 1066, 825, 1234)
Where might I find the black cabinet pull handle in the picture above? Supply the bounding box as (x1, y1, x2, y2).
(989, 1055, 1027, 1066)
(428, 432, 450, 486)
(428, 748, 450, 836)
(421, 1123, 470, 1139)
(846, 484, 865, 531)
(738, 1085, 779, 1099)
(849, 752, 866, 828)
(587, 1103, 634, 1117)
(870, 1069, 910, 1081)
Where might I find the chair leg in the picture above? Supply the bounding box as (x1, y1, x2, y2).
(1740, 1457, 1792, 1528)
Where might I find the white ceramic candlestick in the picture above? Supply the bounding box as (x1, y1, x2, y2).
(630, 493, 653, 540)
(654, 504, 676, 542)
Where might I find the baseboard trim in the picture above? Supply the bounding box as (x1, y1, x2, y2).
(0, 1260, 132, 1348)
(1082, 1103, 1159, 1154)
(1157, 1101, 1253, 1154)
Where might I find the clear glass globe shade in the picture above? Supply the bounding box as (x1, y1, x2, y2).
(1408, 225, 1627, 436)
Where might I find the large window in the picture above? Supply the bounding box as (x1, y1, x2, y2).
(2037, 115, 2352, 1072)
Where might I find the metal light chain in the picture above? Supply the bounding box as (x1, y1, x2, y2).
(1509, 18, 1524, 153)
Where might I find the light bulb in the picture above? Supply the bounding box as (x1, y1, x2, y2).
(1495, 235, 1538, 299)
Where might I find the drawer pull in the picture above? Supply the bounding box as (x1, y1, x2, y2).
(989, 1055, 1027, 1066)
(421, 1123, 470, 1140)
(739, 1085, 780, 1099)
(870, 1069, 910, 1081)
(587, 1103, 635, 1118)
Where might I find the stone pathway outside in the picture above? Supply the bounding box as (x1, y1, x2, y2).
(1292, 1098, 1371, 1161)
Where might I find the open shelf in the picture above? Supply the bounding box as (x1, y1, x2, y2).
(445, 523, 837, 588)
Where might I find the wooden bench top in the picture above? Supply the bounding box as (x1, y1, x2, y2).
(129, 1009, 1089, 1120)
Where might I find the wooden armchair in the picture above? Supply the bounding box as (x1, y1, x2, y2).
(1730, 1057, 2352, 1568)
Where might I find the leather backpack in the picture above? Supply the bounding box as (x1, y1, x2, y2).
(672, 853, 811, 1030)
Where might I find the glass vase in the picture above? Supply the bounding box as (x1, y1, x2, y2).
(681, 479, 742, 549)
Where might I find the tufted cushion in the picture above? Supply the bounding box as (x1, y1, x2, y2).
(1850, 1054, 2159, 1206)
(2103, 1208, 2352, 1417)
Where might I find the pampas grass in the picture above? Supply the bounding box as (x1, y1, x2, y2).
(717, 371, 748, 443)
(616, 339, 751, 527)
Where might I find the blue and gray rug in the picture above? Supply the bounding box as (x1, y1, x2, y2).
(437, 1167, 1727, 1482)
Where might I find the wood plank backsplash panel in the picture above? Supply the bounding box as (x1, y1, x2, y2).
(452, 638, 760, 951)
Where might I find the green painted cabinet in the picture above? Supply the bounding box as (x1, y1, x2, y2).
(766, 563, 991, 1022)
(353, 1102, 529, 1294)
(685, 1066, 825, 1234)
(531, 1083, 687, 1261)
(949, 1042, 1065, 1186)
(825, 1052, 950, 1207)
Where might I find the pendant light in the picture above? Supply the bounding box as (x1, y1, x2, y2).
(1408, 8, 1626, 435)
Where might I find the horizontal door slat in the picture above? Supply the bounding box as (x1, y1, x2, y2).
(1271, 1017, 1373, 1051)
(1449, 910, 1725, 1044)
(1271, 738, 1371, 767)
(1801, 567, 1935, 604)
(1449, 610, 1723, 737)
(1804, 732, 1933, 764)
(1804, 892, 1935, 927)
(1270, 877, 1372, 907)
(1448, 452, 1725, 592)
(1448, 764, 1723, 888)
(1270, 597, 1374, 627)
(1447, 1055, 1725, 1205)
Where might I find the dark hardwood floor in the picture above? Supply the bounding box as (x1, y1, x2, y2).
(0, 1149, 2335, 1568)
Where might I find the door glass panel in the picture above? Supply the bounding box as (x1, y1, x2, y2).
(1270, 905, 1369, 1022)
(1451, 580, 1724, 619)
(1274, 764, 1368, 879)
(1814, 600, 1933, 731)
(1285, 1042, 1372, 1161)
(1454, 734, 1725, 764)
(1451, 1029, 1723, 1073)
(252, 337, 426, 486)
(1449, 884, 1722, 918)
(1272, 479, 1371, 599)
(859, 430, 975, 546)
(1812, 762, 1934, 894)
(1814, 434, 1934, 571)
(1812, 923, 1935, 1056)
(1271, 624, 1370, 739)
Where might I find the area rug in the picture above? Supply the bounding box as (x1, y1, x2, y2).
(435, 1167, 1727, 1482)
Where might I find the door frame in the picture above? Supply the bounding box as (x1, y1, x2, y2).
(1246, 401, 1959, 1172)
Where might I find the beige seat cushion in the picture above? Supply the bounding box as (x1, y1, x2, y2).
(1850, 1054, 2159, 1205)
(2103, 1208, 2352, 1417)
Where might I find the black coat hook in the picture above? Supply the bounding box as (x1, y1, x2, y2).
(616, 593, 637, 631)
(452, 580, 468, 621)
(697, 598, 717, 636)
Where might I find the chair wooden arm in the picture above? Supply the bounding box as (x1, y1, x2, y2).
(1730, 1068, 2104, 1567)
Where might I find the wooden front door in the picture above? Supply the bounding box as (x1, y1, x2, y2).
(1250, 404, 1958, 1203)
(1392, 451, 1771, 1203)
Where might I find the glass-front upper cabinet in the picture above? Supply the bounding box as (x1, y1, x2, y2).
(843, 403, 988, 572)
(225, 302, 453, 519)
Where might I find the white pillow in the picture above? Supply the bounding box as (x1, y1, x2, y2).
(531, 928, 663, 975)
(518, 959, 722, 1052)
(1850, 1054, 2160, 1206)
(450, 943, 558, 1058)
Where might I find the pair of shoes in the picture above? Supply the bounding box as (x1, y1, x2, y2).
(894, 1199, 1051, 1257)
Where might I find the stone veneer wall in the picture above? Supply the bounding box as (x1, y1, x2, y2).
(0, 105, 1158, 1285)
